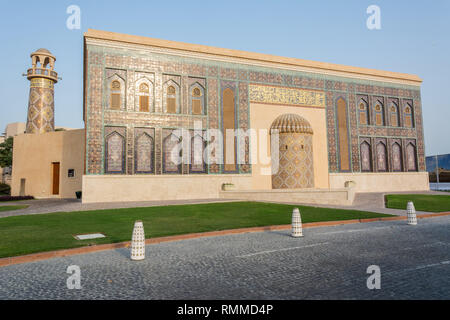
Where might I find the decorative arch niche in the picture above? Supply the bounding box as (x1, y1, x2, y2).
(391, 142, 403, 172)
(135, 78, 154, 113)
(190, 132, 207, 173)
(190, 82, 205, 115)
(376, 141, 388, 172)
(389, 103, 400, 127)
(163, 80, 180, 114)
(336, 97, 350, 172)
(374, 99, 385, 126)
(270, 114, 315, 189)
(107, 74, 126, 111)
(105, 131, 125, 174)
(406, 142, 417, 171)
(360, 139, 372, 172)
(163, 131, 182, 174)
(222, 87, 237, 172)
(403, 102, 414, 128)
(358, 98, 369, 125)
(135, 132, 154, 174)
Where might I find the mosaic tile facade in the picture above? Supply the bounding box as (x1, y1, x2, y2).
(84, 39, 426, 177)
(26, 79, 55, 134)
(272, 133, 314, 189)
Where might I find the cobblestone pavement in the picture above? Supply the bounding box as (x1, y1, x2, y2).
(1, 216, 449, 300)
(1, 191, 448, 218)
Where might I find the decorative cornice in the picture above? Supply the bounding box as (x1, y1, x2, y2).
(84, 29, 422, 87)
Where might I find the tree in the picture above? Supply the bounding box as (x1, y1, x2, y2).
(0, 137, 13, 168)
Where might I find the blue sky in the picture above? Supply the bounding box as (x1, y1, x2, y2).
(0, 0, 448, 156)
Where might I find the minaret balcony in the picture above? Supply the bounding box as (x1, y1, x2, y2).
(27, 67, 58, 82)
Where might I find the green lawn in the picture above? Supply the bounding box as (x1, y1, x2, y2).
(386, 194, 450, 213)
(0, 201, 392, 259)
(0, 205, 28, 212)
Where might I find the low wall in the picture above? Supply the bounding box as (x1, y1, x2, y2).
(82, 174, 252, 203)
(220, 188, 355, 206)
(329, 172, 430, 192)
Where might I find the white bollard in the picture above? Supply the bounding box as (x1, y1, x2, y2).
(292, 208, 303, 237)
(131, 220, 146, 261)
(406, 201, 417, 225)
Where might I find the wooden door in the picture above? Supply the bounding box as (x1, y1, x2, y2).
(52, 162, 60, 195)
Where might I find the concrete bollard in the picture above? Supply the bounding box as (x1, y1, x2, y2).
(406, 201, 417, 225)
(292, 208, 303, 237)
(131, 220, 146, 261)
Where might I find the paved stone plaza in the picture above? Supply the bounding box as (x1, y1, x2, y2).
(0, 216, 449, 300)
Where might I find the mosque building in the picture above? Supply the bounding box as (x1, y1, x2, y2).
(10, 30, 429, 204)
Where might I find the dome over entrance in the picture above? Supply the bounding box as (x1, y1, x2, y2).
(270, 114, 313, 134)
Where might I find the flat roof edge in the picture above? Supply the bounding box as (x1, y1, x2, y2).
(84, 29, 423, 85)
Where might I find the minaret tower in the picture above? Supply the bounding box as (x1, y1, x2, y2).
(25, 49, 58, 134)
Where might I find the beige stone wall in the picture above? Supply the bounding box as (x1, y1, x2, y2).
(249, 103, 329, 190)
(329, 172, 430, 192)
(220, 188, 354, 206)
(5, 123, 26, 138)
(11, 129, 85, 198)
(82, 174, 252, 203)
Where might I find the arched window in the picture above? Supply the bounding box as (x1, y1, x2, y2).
(163, 81, 180, 114)
(163, 132, 182, 174)
(167, 86, 176, 113)
(135, 78, 154, 113)
(105, 131, 125, 173)
(404, 103, 414, 128)
(376, 141, 387, 172)
(135, 133, 154, 173)
(391, 142, 402, 171)
(374, 101, 385, 126)
(138, 83, 149, 112)
(389, 103, 399, 127)
(110, 80, 122, 110)
(223, 87, 236, 172)
(358, 99, 369, 125)
(360, 141, 372, 172)
(406, 143, 417, 171)
(190, 84, 205, 115)
(190, 133, 206, 173)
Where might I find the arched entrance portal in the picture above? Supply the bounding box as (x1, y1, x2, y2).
(270, 114, 314, 189)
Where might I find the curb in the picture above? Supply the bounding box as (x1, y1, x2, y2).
(1, 211, 449, 268)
